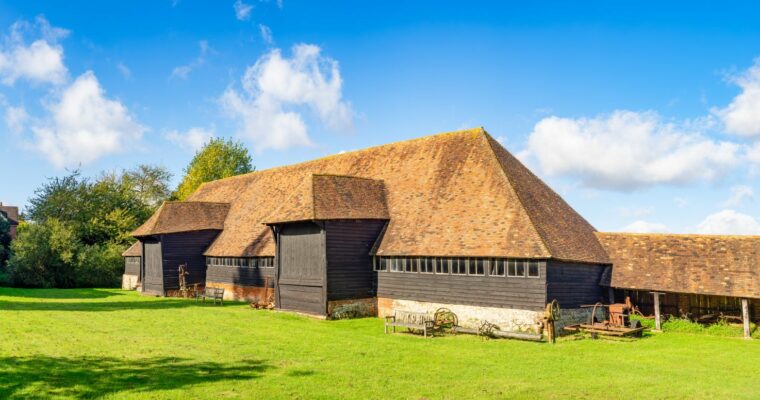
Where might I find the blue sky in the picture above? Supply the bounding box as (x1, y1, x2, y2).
(2, 1, 760, 234)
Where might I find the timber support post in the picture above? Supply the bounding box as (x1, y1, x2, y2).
(651, 292, 664, 332)
(742, 298, 751, 339)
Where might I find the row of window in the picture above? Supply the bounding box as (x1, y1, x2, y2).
(373, 257, 541, 278)
(206, 257, 275, 268)
(124, 256, 140, 263)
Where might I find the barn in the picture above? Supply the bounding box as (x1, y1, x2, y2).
(598, 233, 760, 336)
(121, 242, 141, 290)
(125, 127, 760, 337)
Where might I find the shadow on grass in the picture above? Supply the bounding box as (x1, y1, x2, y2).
(0, 298, 239, 312)
(0, 356, 271, 399)
(0, 288, 124, 299)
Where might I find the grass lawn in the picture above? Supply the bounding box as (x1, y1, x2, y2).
(1, 288, 759, 399)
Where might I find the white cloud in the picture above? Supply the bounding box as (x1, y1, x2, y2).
(0, 16, 69, 86)
(165, 127, 214, 152)
(30, 71, 145, 168)
(621, 220, 668, 233)
(220, 43, 354, 151)
(170, 40, 208, 80)
(233, 0, 253, 21)
(116, 62, 131, 79)
(259, 24, 273, 45)
(748, 142, 760, 165)
(526, 110, 739, 191)
(696, 209, 760, 235)
(713, 58, 760, 137)
(722, 185, 753, 208)
(5, 105, 28, 134)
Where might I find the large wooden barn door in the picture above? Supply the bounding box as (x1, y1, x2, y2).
(277, 222, 326, 315)
(142, 238, 164, 295)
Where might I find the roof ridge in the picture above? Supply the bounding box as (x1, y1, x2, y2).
(311, 173, 384, 181)
(480, 131, 552, 257)
(197, 127, 487, 187)
(598, 231, 760, 239)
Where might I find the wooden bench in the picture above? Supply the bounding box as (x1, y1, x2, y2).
(195, 287, 224, 305)
(384, 310, 435, 338)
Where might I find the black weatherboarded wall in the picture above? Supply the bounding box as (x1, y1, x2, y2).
(160, 230, 220, 291)
(206, 264, 275, 287)
(376, 262, 548, 311)
(124, 257, 140, 276)
(545, 261, 607, 308)
(325, 220, 386, 301)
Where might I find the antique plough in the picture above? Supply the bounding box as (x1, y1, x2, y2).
(563, 302, 646, 338)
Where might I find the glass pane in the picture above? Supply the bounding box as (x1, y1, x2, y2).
(476, 259, 484, 275)
(379, 257, 387, 271)
(528, 261, 539, 277)
(507, 260, 516, 276)
(516, 260, 525, 277)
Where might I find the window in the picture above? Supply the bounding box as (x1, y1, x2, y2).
(528, 261, 540, 278)
(376, 257, 388, 271)
(467, 258, 484, 275)
(516, 260, 525, 277)
(405, 257, 418, 273)
(489, 259, 505, 277)
(451, 258, 467, 275)
(435, 257, 449, 274)
(507, 260, 527, 277)
(420, 258, 434, 274)
(390, 257, 403, 272)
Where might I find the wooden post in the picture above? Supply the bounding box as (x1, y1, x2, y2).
(652, 292, 663, 331)
(608, 287, 615, 304)
(742, 299, 751, 339)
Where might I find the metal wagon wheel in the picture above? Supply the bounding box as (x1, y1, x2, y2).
(545, 299, 561, 322)
(434, 308, 458, 331)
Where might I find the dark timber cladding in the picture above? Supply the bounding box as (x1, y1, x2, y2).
(545, 261, 607, 308)
(376, 262, 548, 311)
(325, 220, 387, 301)
(206, 263, 274, 287)
(124, 257, 140, 276)
(160, 230, 220, 291)
(276, 222, 326, 315)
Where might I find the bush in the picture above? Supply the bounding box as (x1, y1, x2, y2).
(74, 243, 123, 288)
(631, 315, 758, 338)
(8, 219, 78, 288)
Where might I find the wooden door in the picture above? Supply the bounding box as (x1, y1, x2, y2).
(277, 222, 326, 315)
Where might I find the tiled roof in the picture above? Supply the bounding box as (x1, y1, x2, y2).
(264, 174, 389, 224)
(131, 201, 230, 237)
(122, 241, 141, 257)
(0, 205, 19, 225)
(596, 232, 760, 299)
(179, 127, 608, 263)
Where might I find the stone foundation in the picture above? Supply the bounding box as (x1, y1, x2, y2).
(377, 297, 544, 334)
(206, 281, 272, 302)
(121, 274, 139, 290)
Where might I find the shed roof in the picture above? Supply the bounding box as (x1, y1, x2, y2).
(264, 174, 389, 224)
(179, 127, 607, 263)
(131, 201, 230, 237)
(596, 232, 760, 299)
(122, 241, 141, 257)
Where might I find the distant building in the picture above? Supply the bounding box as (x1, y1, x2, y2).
(0, 203, 19, 240)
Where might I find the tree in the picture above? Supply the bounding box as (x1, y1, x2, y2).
(122, 164, 172, 208)
(7, 219, 79, 288)
(0, 212, 11, 267)
(174, 138, 253, 200)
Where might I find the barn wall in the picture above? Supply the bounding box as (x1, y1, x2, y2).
(277, 222, 326, 315)
(124, 257, 140, 276)
(376, 263, 547, 311)
(545, 261, 607, 308)
(160, 230, 220, 290)
(325, 220, 386, 301)
(206, 265, 275, 287)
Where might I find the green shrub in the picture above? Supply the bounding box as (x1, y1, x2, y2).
(74, 243, 123, 288)
(631, 314, 757, 338)
(7, 219, 78, 288)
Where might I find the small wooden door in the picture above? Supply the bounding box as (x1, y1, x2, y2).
(276, 222, 326, 315)
(142, 238, 164, 295)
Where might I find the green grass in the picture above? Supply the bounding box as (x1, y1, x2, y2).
(633, 315, 760, 338)
(2, 289, 760, 399)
